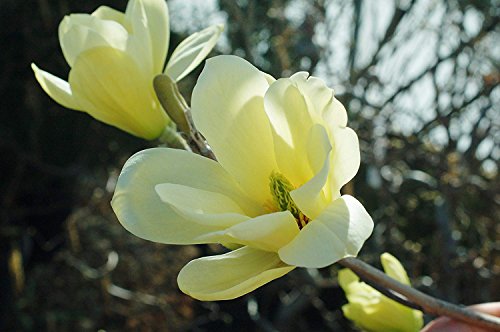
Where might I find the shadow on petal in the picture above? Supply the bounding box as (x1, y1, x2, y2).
(278, 195, 373, 268)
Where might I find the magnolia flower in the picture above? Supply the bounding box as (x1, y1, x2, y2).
(112, 55, 374, 300)
(339, 253, 424, 332)
(32, 0, 222, 140)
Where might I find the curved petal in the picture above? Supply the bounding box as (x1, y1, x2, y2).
(290, 124, 332, 219)
(111, 148, 260, 244)
(380, 253, 411, 285)
(126, 0, 169, 73)
(31, 63, 81, 110)
(329, 126, 360, 193)
(291, 150, 332, 220)
(177, 246, 295, 301)
(69, 46, 168, 139)
(165, 24, 223, 82)
(191, 55, 278, 204)
(306, 123, 332, 174)
(278, 195, 373, 268)
(323, 97, 349, 128)
(155, 183, 250, 228)
(290, 72, 347, 127)
(59, 14, 128, 67)
(262, 72, 276, 85)
(264, 78, 314, 186)
(223, 211, 299, 252)
(194, 211, 299, 251)
(92, 5, 131, 31)
(124, 0, 154, 74)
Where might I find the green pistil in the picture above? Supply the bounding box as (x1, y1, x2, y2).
(269, 171, 310, 229)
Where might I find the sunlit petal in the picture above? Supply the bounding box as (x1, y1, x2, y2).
(124, 0, 154, 74)
(191, 55, 278, 204)
(92, 5, 128, 26)
(155, 183, 250, 228)
(264, 78, 314, 185)
(222, 211, 299, 252)
(290, 124, 333, 219)
(290, 72, 347, 127)
(31, 64, 81, 110)
(126, 0, 169, 73)
(69, 47, 168, 139)
(59, 14, 128, 67)
(329, 127, 360, 193)
(165, 24, 224, 82)
(177, 246, 295, 301)
(111, 148, 260, 244)
(278, 195, 373, 268)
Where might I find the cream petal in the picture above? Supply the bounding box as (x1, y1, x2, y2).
(290, 71, 347, 127)
(155, 183, 250, 228)
(126, 0, 169, 73)
(194, 212, 299, 251)
(290, 125, 332, 219)
(165, 24, 224, 82)
(323, 97, 349, 127)
(177, 246, 295, 301)
(306, 123, 332, 175)
(139, 0, 169, 72)
(124, 0, 154, 74)
(222, 211, 299, 252)
(31, 63, 81, 110)
(111, 148, 260, 244)
(329, 126, 361, 193)
(264, 78, 314, 186)
(92, 6, 131, 31)
(59, 14, 128, 67)
(290, 150, 332, 220)
(278, 195, 373, 268)
(69, 46, 168, 139)
(191, 55, 278, 204)
(262, 71, 276, 85)
(380, 253, 411, 285)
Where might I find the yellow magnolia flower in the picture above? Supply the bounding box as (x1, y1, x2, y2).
(32, 0, 223, 140)
(339, 253, 424, 332)
(112, 55, 374, 300)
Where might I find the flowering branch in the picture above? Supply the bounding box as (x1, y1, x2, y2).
(338, 257, 500, 331)
(166, 88, 499, 330)
(154, 74, 216, 159)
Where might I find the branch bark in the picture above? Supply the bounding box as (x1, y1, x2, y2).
(338, 257, 500, 331)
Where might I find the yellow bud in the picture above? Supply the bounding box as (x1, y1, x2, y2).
(339, 253, 424, 332)
(153, 74, 191, 134)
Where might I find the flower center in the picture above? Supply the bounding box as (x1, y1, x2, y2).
(269, 171, 310, 229)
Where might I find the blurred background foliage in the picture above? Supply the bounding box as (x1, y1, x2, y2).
(0, 0, 498, 331)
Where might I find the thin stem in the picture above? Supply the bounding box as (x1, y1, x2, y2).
(157, 124, 192, 151)
(357, 274, 423, 311)
(338, 257, 500, 331)
(189, 130, 217, 161)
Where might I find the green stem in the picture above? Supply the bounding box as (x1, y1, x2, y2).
(157, 124, 191, 151)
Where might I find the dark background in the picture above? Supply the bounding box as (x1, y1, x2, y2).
(1, 0, 498, 331)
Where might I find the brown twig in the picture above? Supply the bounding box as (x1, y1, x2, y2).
(338, 257, 500, 331)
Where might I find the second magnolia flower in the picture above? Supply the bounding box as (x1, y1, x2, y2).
(112, 55, 374, 300)
(32, 0, 222, 140)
